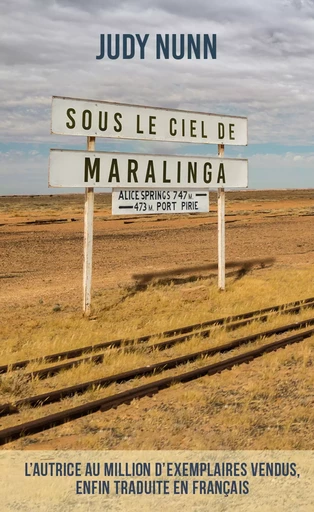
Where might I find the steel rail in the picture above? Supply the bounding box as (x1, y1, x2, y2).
(1, 296, 314, 376)
(0, 319, 313, 416)
(1, 317, 314, 418)
(6, 302, 314, 382)
(0, 326, 312, 446)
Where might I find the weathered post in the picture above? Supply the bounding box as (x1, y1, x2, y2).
(218, 143, 225, 290)
(50, 97, 248, 307)
(83, 136, 95, 316)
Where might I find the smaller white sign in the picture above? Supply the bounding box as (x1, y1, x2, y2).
(112, 189, 209, 215)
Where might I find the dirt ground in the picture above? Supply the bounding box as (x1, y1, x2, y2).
(0, 189, 314, 450)
(1, 189, 314, 308)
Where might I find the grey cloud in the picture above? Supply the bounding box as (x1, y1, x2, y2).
(54, 0, 274, 23)
(54, 0, 128, 12)
(1, 0, 314, 146)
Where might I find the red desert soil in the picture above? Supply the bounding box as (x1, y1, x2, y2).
(1, 189, 314, 308)
(0, 190, 314, 451)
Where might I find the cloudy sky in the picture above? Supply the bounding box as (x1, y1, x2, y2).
(1, 0, 314, 194)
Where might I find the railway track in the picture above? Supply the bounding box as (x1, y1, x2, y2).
(2, 307, 314, 386)
(1, 316, 314, 418)
(0, 312, 313, 446)
(1, 295, 314, 379)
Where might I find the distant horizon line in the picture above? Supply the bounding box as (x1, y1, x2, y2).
(1, 187, 314, 198)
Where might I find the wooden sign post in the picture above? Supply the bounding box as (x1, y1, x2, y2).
(218, 143, 225, 291)
(50, 96, 248, 312)
(83, 136, 95, 316)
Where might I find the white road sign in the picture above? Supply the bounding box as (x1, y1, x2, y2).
(51, 96, 248, 146)
(112, 189, 209, 215)
(49, 150, 248, 189)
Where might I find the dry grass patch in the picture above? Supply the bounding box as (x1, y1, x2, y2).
(5, 334, 312, 451)
(1, 329, 313, 445)
(1, 190, 314, 450)
(2, 265, 314, 366)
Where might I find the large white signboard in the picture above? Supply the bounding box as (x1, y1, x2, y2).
(51, 96, 248, 146)
(49, 150, 248, 189)
(112, 189, 209, 215)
